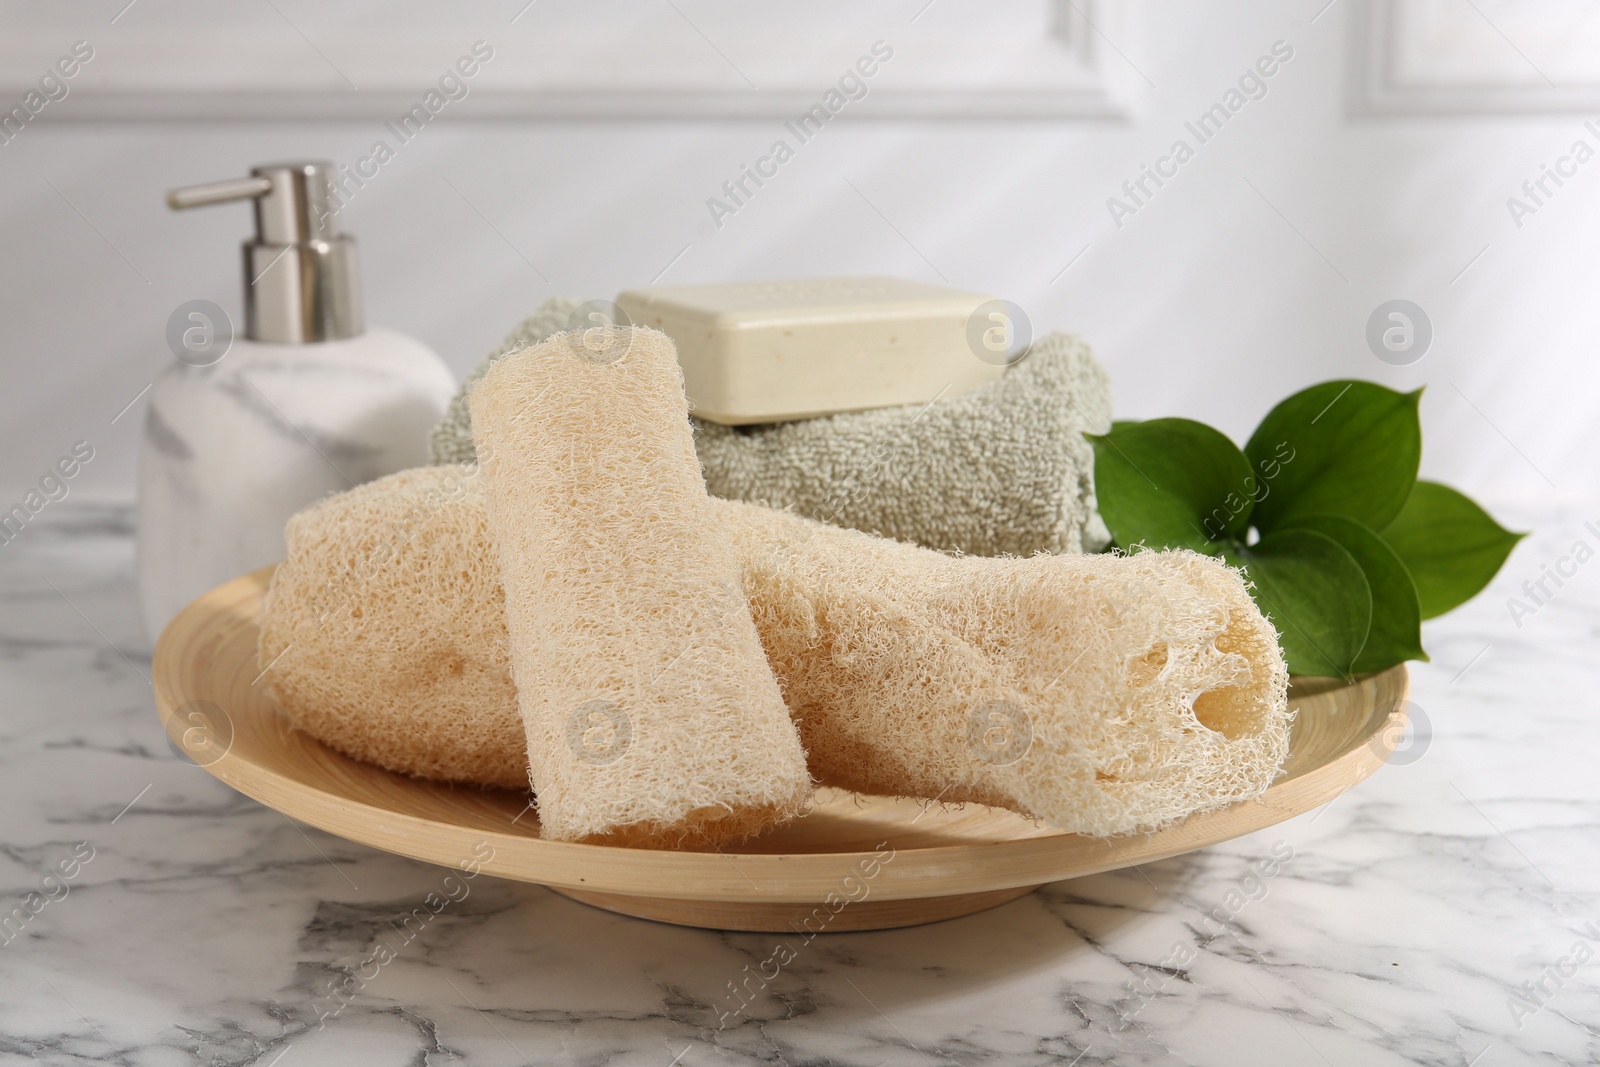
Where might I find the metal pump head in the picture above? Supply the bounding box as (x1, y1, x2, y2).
(168, 161, 363, 344)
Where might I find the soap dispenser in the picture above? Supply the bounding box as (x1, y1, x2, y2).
(137, 161, 456, 641)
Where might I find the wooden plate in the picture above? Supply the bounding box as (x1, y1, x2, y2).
(153, 567, 1409, 933)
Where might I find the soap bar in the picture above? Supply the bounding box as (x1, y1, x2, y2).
(614, 277, 1007, 425)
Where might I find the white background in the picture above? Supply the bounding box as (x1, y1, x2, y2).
(0, 0, 1595, 509)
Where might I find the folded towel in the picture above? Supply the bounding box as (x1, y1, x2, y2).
(261, 465, 1292, 839)
(695, 330, 1114, 556)
(428, 298, 1114, 556)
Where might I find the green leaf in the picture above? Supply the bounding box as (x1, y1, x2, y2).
(1245, 380, 1421, 533)
(1227, 529, 1372, 678)
(1380, 481, 1525, 619)
(1089, 419, 1258, 552)
(1282, 513, 1427, 672)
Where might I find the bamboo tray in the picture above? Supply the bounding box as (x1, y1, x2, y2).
(153, 566, 1409, 933)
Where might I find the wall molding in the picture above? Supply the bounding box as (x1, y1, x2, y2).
(1352, 0, 1600, 116)
(0, 1, 1132, 121)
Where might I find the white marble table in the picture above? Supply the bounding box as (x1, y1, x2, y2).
(1, 500, 1594, 1067)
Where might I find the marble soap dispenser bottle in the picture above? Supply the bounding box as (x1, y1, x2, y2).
(137, 161, 455, 641)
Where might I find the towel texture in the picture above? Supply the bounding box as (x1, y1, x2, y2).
(428, 298, 1114, 557)
(467, 326, 812, 847)
(696, 330, 1114, 556)
(261, 464, 1292, 839)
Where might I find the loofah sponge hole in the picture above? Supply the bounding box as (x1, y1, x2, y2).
(1187, 617, 1279, 741)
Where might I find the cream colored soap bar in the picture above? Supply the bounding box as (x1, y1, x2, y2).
(614, 277, 1007, 425)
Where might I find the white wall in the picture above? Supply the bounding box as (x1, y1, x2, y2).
(1, 0, 1596, 507)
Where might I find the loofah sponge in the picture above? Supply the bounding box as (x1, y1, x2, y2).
(262, 466, 1291, 838)
(428, 301, 1113, 557)
(258, 465, 525, 789)
(725, 500, 1291, 836)
(428, 296, 580, 467)
(466, 326, 813, 847)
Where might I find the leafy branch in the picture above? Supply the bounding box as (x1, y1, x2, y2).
(1088, 380, 1523, 678)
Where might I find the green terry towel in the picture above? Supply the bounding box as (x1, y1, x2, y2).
(429, 297, 1113, 557)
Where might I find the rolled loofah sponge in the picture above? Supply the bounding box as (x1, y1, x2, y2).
(428, 296, 580, 467)
(428, 301, 1113, 557)
(467, 326, 813, 847)
(262, 465, 1291, 838)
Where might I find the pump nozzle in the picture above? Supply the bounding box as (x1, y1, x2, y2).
(166, 176, 273, 210)
(167, 161, 363, 344)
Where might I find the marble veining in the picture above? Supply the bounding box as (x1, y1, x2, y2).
(1, 499, 1596, 1066)
(133, 328, 455, 641)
